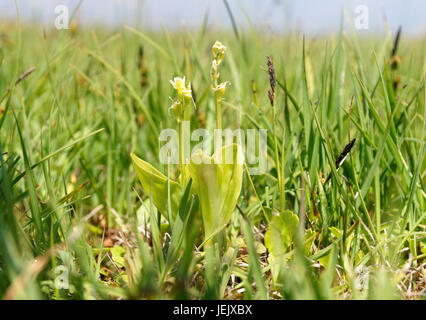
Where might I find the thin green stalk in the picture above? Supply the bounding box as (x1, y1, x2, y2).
(215, 95, 222, 130)
(178, 120, 186, 186)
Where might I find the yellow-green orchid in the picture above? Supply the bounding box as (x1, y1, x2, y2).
(189, 144, 243, 242)
(131, 143, 243, 243)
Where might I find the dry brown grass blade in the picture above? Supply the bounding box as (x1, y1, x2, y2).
(3, 247, 54, 300)
(0, 66, 36, 104)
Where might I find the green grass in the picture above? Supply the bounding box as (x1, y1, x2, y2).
(0, 16, 425, 300)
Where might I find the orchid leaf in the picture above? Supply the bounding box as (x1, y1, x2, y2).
(264, 211, 299, 280)
(189, 144, 243, 241)
(131, 153, 181, 218)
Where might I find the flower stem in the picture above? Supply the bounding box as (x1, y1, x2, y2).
(272, 104, 284, 212)
(215, 95, 222, 130)
(178, 120, 185, 186)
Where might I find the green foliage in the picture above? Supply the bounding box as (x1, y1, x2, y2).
(0, 14, 424, 300)
(264, 211, 298, 280)
(189, 144, 243, 242)
(131, 152, 182, 217)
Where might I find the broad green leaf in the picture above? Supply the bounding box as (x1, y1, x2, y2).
(131, 153, 181, 218)
(264, 211, 299, 281)
(265, 211, 299, 255)
(189, 144, 243, 241)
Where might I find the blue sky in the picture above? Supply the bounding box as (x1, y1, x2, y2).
(1, 0, 425, 36)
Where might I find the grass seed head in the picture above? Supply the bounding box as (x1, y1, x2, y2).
(267, 56, 276, 106)
(391, 26, 402, 58)
(138, 45, 148, 87)
(335, 138, 356, 169)
(390, 27, 402, 71)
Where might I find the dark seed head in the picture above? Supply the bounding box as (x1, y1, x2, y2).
(393, 75, 401, 91)
(391, 26, 402, 58)
(138, 45, 148, 87)
(335, 138, 356, 169)
(268, 90, 274, 106)
(267, 56, 276, 106)
(390, 27, 402, 71)
(324, 138, 356, 185)
(267, 56, 276, 93)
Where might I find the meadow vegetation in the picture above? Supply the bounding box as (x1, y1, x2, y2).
(0, 15, 425, 299)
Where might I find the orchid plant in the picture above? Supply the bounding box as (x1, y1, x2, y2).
(131, 41, 242, 245)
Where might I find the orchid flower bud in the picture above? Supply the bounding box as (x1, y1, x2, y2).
(212, 41, 226, 65)
(169, 98, 182, 121)
(182, 83, 192, 103)
(214, 81, 229, 100)
(169, 76, 186, 99)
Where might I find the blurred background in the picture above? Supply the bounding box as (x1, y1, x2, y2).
(1, 0, 425, 36)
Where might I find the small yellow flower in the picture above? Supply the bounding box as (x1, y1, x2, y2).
(212, 41, 226, 64)
(169, 98, 182, 121)
(213, 81, 229, 99)
(170, 76, 186, 98)
(182, 84, 192, 102)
